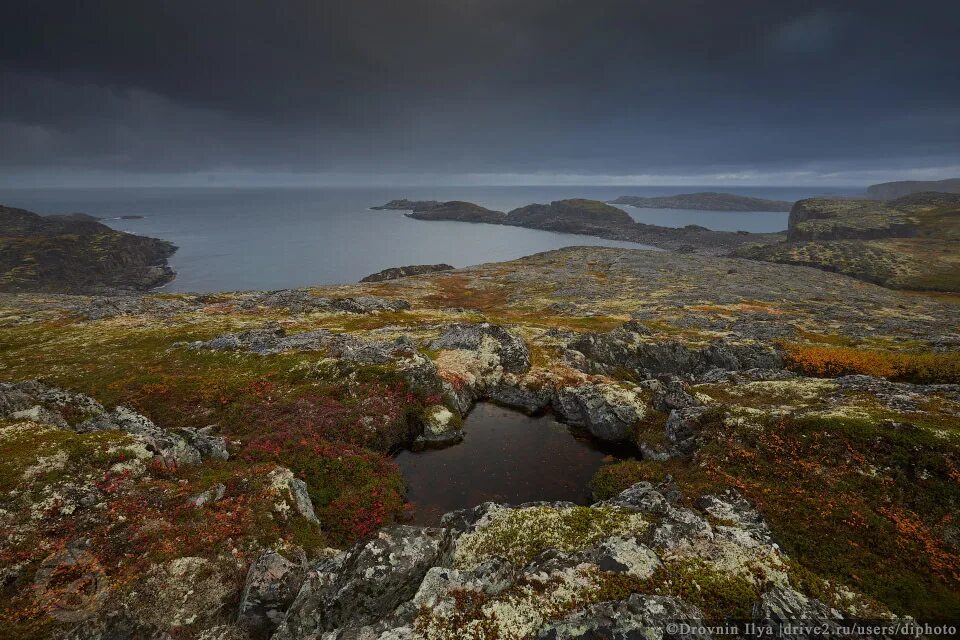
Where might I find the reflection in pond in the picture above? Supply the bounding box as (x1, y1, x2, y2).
(394, 403, 635, 525)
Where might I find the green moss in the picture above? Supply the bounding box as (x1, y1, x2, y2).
(454, 505, 645, 569)
(0, 420, 135, 493)
(590, 460, 663, 501)
(592, 559, 761, 619)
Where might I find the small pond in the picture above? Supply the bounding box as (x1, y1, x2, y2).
(394, 403, 635, 525)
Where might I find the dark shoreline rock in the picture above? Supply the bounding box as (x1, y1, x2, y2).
(360, 263, 454, 282)
(406, 200, 506, 224)
(370, 199, 442, 211)
(610, 191, 793, 212)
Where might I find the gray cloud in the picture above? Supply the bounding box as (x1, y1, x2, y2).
(1, 0, 958, 183)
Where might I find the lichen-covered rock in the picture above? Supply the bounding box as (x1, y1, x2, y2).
(430, 323, 531, 374)
(415, 404, 463, 447)
(81, 405, 203, 465)
(568, 323, 782, 378)
(536, 594, 710, 639)
(697, 490, 775, 546)
(0, 381, 215, 466)
(753, 585, 842, 637)
(191, 482, 227, 507)
(360, 264, 454, 282)
(129, 556, 236, 632)
(237, 549, 308, 636)
(267, 467, 320, 524)
(241, 290, 411, 314)
(553, 383, 647, 442)
(276, 526, 451, 636)
(592, 536, 661, 578)
(665, 406, 713, 455)
(488, 377, 555, 414)
(178, 425, 230, 460)
(271, 553, 347, 640)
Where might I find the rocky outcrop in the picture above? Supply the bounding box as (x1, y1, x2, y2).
(274, 526, 451, 639)
(360, 264, 454, 282)
(0, 204, 177, 294)
(610, 192, 792, 212)
(187, 324, 415, 362)
(264, 483, 879, 639)
(553, 383, 648, 441)
(238, 549, 309, 636)
(241, 290, 411, 314)
(785, 199, 916, 242)
(737, 193, 960, 291)
(0, 380, 227, 465)
(566, 321, 783, 379)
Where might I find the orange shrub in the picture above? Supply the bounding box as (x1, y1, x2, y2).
(782, 343, 960, 384)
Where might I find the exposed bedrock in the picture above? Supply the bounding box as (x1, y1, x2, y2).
(266, 483, 877, 639)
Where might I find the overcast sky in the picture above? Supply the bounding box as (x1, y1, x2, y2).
(1, 0, 958, 187)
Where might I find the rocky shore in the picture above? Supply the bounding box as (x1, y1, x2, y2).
(609, 192, 793, 212)
(0, 204, 177, 294)
(1, 246, 958, 637)
(380, 198, 785, 255)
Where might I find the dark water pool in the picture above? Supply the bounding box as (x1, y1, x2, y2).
(394, 403, 635, 525)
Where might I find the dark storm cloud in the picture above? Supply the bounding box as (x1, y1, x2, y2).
(1, 0, 958, 181)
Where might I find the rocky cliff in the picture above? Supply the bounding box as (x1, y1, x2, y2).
(610, 192, 792, 212)
(2, 247, 959, 637)
(737, 192, 960, 291)
(0, 204, 177, 294)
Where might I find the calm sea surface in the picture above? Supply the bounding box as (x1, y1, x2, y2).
(0, 185, 852, 292)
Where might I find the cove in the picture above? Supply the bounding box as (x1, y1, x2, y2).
(394, 402, 635, 525)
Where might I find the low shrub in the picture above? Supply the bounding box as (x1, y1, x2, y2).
(782, 343, 960, 384)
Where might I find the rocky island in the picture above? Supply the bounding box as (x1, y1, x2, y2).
(370, 199, 443, 211)
(609, 192, 793, 212)
(1, 244, 958, 637)
(360, 263, 454, 282)
(380, 198, 786, 254)
(0, 204, 177, 294)
(735, 191, 960, 292)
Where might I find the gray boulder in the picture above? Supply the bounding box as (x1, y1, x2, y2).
(237, 549, 307, 636)
(553, 383, 647, 442)
(665, 406, 713, 455)
(753, 586, 843, 638)
(487, 379, 554, 414)
(430, 323, 530, 374)
(275, 526, 451, 636)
